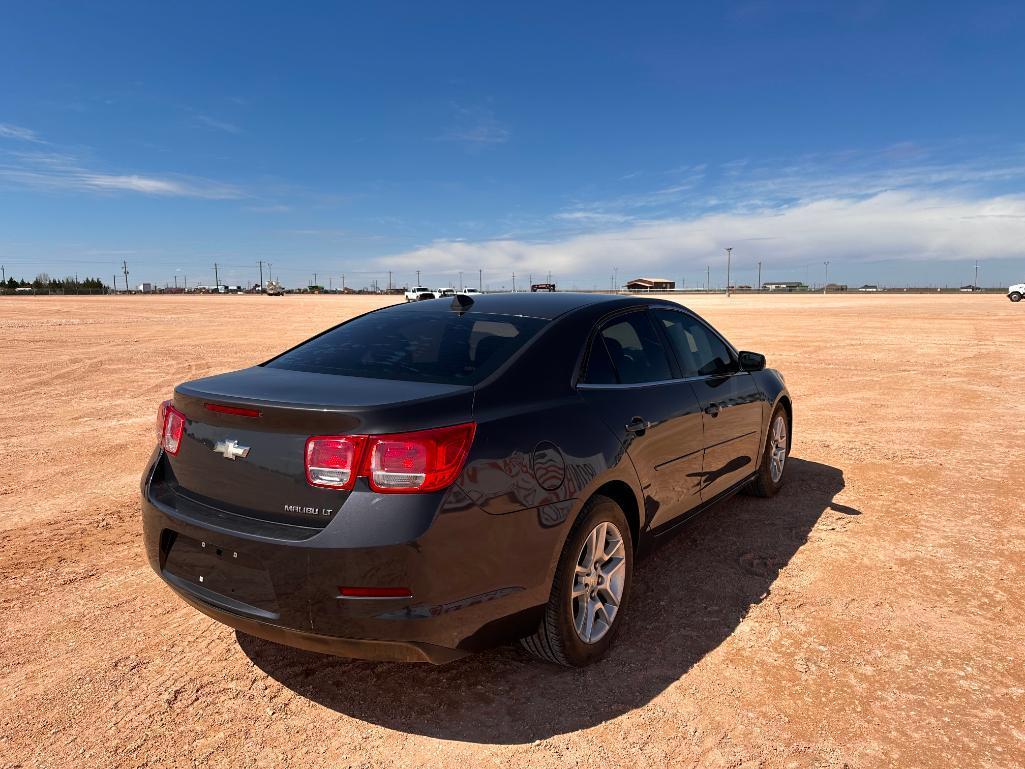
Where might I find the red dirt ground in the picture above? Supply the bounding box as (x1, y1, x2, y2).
(1, 293, 1022, 769)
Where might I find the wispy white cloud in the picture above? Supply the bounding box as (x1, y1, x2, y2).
(381, 191, 1025, 276)
(0, 123, 45, 143)
(195, 114, 241, 134)
(439, 105, 510, 147)
(0, 149, 242, 199)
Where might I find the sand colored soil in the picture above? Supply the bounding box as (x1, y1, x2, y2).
(1, 293, 1022, 768)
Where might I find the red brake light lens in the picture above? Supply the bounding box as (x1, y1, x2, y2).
(306, 435, 367, 489)
(159, 402, 186, 456)
(365, 423, 476, 493)
(303, 423, 476, 494)
(204, 402, 261, 418)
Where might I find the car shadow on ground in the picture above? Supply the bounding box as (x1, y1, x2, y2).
(239, 457, 855, 744)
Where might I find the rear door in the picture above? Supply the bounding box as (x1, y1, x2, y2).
(651, 308, 763, 501)
(577, 310, 705, 529)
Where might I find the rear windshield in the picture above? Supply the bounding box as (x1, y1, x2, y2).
(265, 310, 548, 385)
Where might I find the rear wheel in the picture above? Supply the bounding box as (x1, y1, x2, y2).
(1010, 292, 1022, 302)
(745, 404, 790, 497)
(520, 495, 633, 666)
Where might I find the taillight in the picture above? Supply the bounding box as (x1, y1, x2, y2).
(158, 400, 186, 456)
(305, 435, 367, 490)
(304, 423, 476, 494)
(365, 423, 476, 493)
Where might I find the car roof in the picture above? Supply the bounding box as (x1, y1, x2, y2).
(392, 291, 679, 320)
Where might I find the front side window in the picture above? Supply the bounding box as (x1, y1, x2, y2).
(653, 309, 736, 377)
(266, 310, 548, 385)
(582, 311, 673, 384)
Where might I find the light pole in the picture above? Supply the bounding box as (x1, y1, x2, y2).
(725, 248, 732, 297)
(823, 261, 830, 294)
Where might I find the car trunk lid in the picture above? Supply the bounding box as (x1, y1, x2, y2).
(165, 366, 474, 527)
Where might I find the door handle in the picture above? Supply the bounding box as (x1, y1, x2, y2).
(704, 403, 721, 418)
(625, 416, 650, 434)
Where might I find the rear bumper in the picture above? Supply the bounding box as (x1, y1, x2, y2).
(141, 451, 565, 662)
(170, 579, 466, 663)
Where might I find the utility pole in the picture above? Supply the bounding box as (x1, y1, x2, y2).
(479, 268, 482, 291)
(267, 263, 272, 283)
(174, 275, 178, 290)
(459, 271, 464, 291)
(416, 269, 421, 285)
(258, 260, 264, 289)
(823, 261, 830, 294)
(705, 265, 710, 291)
(1, 265, 5, 283)
(757, 261, 762, 292)
(184, 274, 188, 291)
(974, 260, 979, 289)
(388, 271, 392, 291)
(122, 260, 130, 292)
(213, 263, 220, 289)
(613, 266, 618, 293)
(725, 247, 732, 297)
(329, 277, 333, 292)
(313, 272, 318, 289)
(342, 273, 345, 292)
(113, 274, 118, 294)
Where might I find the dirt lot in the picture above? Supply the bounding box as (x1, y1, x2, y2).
(1, 293, 1023, 769)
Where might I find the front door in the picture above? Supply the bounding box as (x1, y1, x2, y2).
(651, 309, 764, 501)
(577, 310, 705, 529)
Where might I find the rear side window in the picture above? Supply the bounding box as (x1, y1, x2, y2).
(583, 311, 673, 384)
(266, 310, 548, 385)
(653, 309, 736, 377)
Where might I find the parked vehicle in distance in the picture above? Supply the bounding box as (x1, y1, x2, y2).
(265, 281, 285, 296)
(1008, 283, 1024, 302)
(404, 286, 436, 302)
(142, 293, 791, 666)
(531, 283, 557, 292)
(459, 287, 481, 296)
(435, 287, 456, 297)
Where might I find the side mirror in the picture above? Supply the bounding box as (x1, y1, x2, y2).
(738, 351, 766, 371)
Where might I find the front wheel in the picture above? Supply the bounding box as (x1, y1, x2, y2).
(745, 405, 790, 497)
(1010, 292, 1022, 302)
(520, 495, 633, 666)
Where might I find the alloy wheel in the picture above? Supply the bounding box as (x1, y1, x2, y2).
(770, 413, 788, 483)
(572, 521, 626, 643)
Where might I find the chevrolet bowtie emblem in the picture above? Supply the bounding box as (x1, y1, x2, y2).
(213, 439, 250, 461)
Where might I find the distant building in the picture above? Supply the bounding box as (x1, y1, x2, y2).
(858, 284, 880, 292)
(825, 283, 848, 292)
(138, 282, 153, 293)
(959, 285, 980, 292)
(763, 281, 808, 292)
(625, 277, 676, 291)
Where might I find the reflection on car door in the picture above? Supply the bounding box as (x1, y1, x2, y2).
(576, 310, 705, 529)
(652, 309, 763, 501)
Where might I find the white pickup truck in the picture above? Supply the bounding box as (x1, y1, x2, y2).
(1009, 283, 1024, 302)
(404, 286, 436, 302)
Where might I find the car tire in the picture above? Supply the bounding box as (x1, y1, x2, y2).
(745, 404, 790, 497)
(1010, 292, 1023, 302)
(520, 494, 633, 667)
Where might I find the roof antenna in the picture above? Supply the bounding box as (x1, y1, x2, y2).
(450, 293, 474, 314)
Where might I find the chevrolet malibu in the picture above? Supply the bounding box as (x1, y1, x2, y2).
(141, 292, 791, 666)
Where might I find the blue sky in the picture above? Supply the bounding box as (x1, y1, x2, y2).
(2, 1, 1025, 290)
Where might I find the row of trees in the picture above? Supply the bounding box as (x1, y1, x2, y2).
(4, 274, 108, 291)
